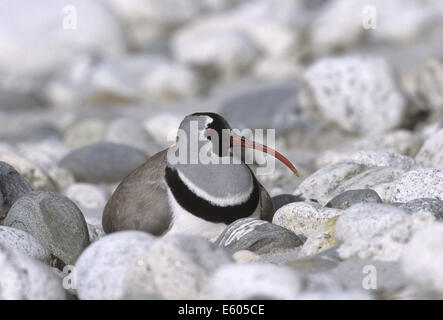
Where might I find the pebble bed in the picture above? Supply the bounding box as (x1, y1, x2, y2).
(1, 0, 443, 300)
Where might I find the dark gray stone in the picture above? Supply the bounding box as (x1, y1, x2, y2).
(4, 190, 89, 265)
(59, 142, 149, 183)
(215, 218, 304, 255)
(0, 161, 32, 219)
(325, 189, 382, 210)
(219, 85, 299, 131)
(395, 198, 443, 220)
(271, 194, 303, 211)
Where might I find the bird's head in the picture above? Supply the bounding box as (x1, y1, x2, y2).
(171, 112, 298, 176)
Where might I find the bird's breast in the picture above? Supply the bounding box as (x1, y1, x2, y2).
(164, 164, 260, 225)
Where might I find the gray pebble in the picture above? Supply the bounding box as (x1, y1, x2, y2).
(219, 85, 299, 131)
(59, 142, 149, 183)
(206, 263, 303, 300)
(215, 218, 304, 255)
(129, 234, 234, 300)
(325, 189, 382, 210)
(0, 161, 32, 219)
(105, 118, 160, 155)
(0, 243, 68, 300)
(4, 190, 89, 265)
(271, 194, 304, 211)
(402, 223, 443, 296)
(395, 198, 443, 220)
(0, 226, 51, 264)
(75, 231, 157, 300)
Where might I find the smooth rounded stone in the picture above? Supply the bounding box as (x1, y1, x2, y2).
(370, 0, 443, 44)
(309, 0, 440, 52)
(340, 167, 411, 204)
(254, 57, 302, 80)
(410, 58, 443, 117)
(271, 194, 303, 211)
(0, 226, 51, 264)
(75, 231, 157, 300)
(64, 118, 108, 149)
(124, 234, 234, 300)
(47, 166, 76, 192)
(401, 223, 443, 295)
(335, 203, 409, 242)
(386, 168, 443, 202)
(346, 150, 419, 171)
(294, 161, 369, 205)
(273, 202, 341, 237)
(295, 154, 413, 205)
(353, 130, 423, 158)
(302, 55, 406, 134)
(143, 235, 233, 299)
(0, 0, 124, 82)
(315, 137, 423, 168)
(206, 263, 303, 300)
(65, 183, 108, 211)
(314, 149, 355, 169)
(82, 55, 201, 103)
(301, 259, 403, 299)
(16, 140, 71, 171)
(0, 152, 57, 191)
(4, 191, 89, 265)
(232, 250, 260, 263)
(139, 62, 201, 100)
(0, 243, 68, 300)
(65, 183, 108, 241)
(173, 29, 260, 78)
(0, 161, 32, 220)
(59, 142, 148, 183)
(334, 203, 434, 261)
(308, 0, 364, 52)
(214, 218, 304, 255)
(43, 56, 97, 106)
(325, 189, 382, 210)
(0, 118, 62, 143)
(397, 198, 443, 220)
(143, 113, 182, 147)
(416, 128, 443, 169)
(299, 216, 339, 258)
(218, 85, 299, 130)
(104, 0, 225, 49)
(172, 1, 301, 69)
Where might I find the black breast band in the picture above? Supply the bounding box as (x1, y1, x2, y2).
(165, 166, 259, 224)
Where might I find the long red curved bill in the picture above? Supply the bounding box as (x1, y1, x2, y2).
(230, 135, 299, 176)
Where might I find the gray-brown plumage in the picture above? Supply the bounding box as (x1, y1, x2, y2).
(103, 150, 171, 236)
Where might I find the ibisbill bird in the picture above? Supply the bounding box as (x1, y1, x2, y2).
(102, 112, 298, 239)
